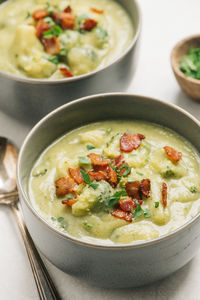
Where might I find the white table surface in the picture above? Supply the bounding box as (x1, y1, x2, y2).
(1, 0, 200, 299)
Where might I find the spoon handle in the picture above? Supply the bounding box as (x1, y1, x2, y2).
(11, 202, 62, 300)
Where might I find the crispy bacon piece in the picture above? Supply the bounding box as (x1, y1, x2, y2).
(118, 196, 134, 212)
(164, 146, 182, 162)
(69, 167, 84, 184)
(53, 12, 75, 29)
(55, 177, 76, 197)
(140, 179, 151, 198)
(90, 7, 104, 14)
(107, 165, 118, 187)
(162, 182, 167, 207)
(80, 19, 98, 31)
(111, 209, 133, 222)
(42, 36, 61, 55)
(35, 19, 50, 38)
(88, 171, 108, 181)
(60, 67, 74, 78)
(87, 153, 110, 167)
(62, 199, 77, 206)
(32, 9, 48, 20)
(64, 5, 72, 13)
(125, 181, 141, 200)
(112, 155, 125, 168)
(120, 133, 145, 153)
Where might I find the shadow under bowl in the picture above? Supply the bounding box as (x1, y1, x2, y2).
(171, 34, 200, 101)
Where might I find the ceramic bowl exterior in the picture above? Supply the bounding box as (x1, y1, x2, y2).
(17, 93, 200, 288)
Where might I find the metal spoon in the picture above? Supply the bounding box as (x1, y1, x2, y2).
(0, 137, 61, 300)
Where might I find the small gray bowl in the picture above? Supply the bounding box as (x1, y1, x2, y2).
(0, 0, 141, 125)
(17, 93, 200, 288)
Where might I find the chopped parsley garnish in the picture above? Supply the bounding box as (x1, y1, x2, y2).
(134, 200, 144, 220)
(80, 170, 99, 190)
(109, 161, 118, 171)
(144, 208, 151, 218)
(179, 47, 200, 80)
(79, 156, 91, 165)
(33, 168, 47, 177)
(106, 127, 112, 134)
(59, 48, 67, 56)
(43, 25, 63, 38)
(190, 186, 197, 193)
(44, 54, 59, 65)
(155, 202, 159, 208)
(108, 190, 127, 207)
(26, 11, 31, 19)
(45, 2, 54, 14)
(120, 164, 132, 177)
(51, 217, 57, 221)
(57, 217, 64, 222)
(83, 221, 93, 229)
(163, 167, 175, 178)
(136, 171, 144, 176)
(86, 144, 95, 150)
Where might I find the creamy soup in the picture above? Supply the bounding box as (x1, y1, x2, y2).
(0, 0, 134, 79)
(29, 121, 200, 245)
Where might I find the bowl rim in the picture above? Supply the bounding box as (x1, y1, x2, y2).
(171, 33, 200, 85)
(0, 0, 141, 85)
(17, 93, 200, 249)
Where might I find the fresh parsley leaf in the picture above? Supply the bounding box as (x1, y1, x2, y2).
(106, 127, 112, 134)
(86, 144, 95, 150)
(134, 200, 144, 220)
(109, 161, 118, 171)
(83, 221, 93, 229)
(155, 202, 159, 208)
(144, 209, 151, 218)
(59, 48, 67, 56)
(79, 156, 91, 165)
(80, 169, 91, 185)
(90, 182, 99, 190)
(179, 47, 200, 80)
(108, 190, 127, 207)
(44, 54, 59, 65)
(57, 217, 64, 222)
(43, 25, 63, 38)
(136, 171, 144, 176)
(51, 217, 56, 221)
(26, 11, 31, 19)
(163, 167, 175, 178)
(122, 166, 132, 177)
(190, 186, 197, 193)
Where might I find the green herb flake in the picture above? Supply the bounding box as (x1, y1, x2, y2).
(136, 171, 144, 176)
(108, 190, 127, 207)
(155, 202, 159, 208)
(57, 217, 64, 222)
(45, 2, 54, 14)
(109, 161, 118, 172)
(33, 169, 47, 177)
(122, 166, 132, 177)
(163, 167, 175, 178)
(106, 127, 112, 134)
(90, 182, 99, 190)
(80, 169, 91, 185)
(26, 11, 31, 19)
(79, 156, 91, 165)
(86, 144, 95, 150)
(60, 48, 67, 56)
(134, 200, 144, 220)
(83, 221, 93, 229)
(190, 186, 197, 193)
(144, 209, 151, 218)
(43, 25, 63, 38)
(44, 54, 60, 65)
(51, 217, 56, 221)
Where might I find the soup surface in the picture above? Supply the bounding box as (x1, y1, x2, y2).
(29, 121, 200, 245)
(0, 0, 134, 79)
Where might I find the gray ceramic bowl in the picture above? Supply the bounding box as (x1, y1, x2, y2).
(0, 0, 141, 125)
(17, 93, 200, 288)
